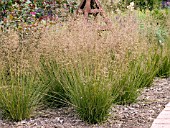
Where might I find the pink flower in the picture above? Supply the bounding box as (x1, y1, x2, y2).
(30, 12, 36, 16)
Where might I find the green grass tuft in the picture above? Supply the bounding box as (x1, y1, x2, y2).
(0, 65, 47, 121)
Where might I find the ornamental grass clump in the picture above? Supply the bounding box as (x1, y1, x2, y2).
(0, 64, 47, 121)
(40, 53, 115, 124)
(113, 46, 162, 104)
(39, 57, 68, 107)
(136, 50, 160, 88)
(113, 59, 141, 104)
(156, 41, 170, 77)
(157, 55, 170, 77)
(58, 56, 113, 124)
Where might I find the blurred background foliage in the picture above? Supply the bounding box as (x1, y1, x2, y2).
(0, 0, 169, 30)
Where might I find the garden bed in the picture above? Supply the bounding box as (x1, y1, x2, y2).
(0, 2, 170, 127)
(0, 77, 169, 128)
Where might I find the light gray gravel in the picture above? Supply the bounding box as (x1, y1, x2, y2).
(0, 77, 170, 128)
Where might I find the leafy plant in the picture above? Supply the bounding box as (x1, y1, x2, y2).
(119, 0, 162, 11)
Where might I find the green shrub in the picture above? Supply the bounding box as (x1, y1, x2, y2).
(120, 0, 162, 11)
(0, 65, 46, 121)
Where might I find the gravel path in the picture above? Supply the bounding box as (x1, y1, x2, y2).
(0, 77, 170, 128)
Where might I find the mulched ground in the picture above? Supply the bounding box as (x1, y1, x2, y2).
(0, 77, 170, 128)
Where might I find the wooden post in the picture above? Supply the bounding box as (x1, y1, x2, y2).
(76, 0, 112, 30)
